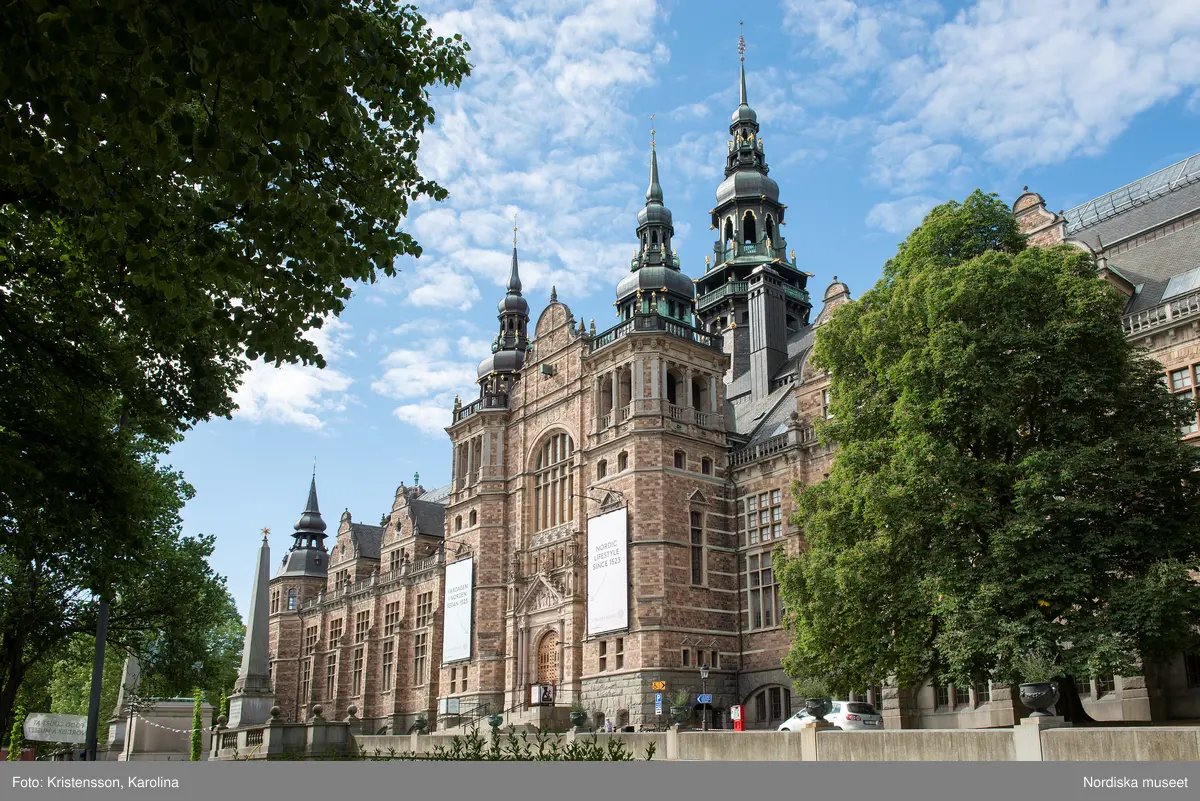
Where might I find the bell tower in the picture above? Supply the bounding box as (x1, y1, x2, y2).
(694, 28, 813, 400)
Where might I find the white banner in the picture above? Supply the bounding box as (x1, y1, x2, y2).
(587, 506, 629, 636)
(24, 712, 88, 743)
(442, 556, 474, 663)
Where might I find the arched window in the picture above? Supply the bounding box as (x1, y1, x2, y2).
(674, 450, 686, 470)
(469, 510, 478, 526)
(742, 211, 757, 244)
(287, 588, 297, 610)
(765, 215, 775, 244)
(596, 460, 608, 480)
(537, 631, 559, 684)
(701, 457, 713, 475)
(534, 433, 575, 531)
(455, 515, 463, 532)
(747, 686, 792, 728)
(617, 452, 628, 472)
(666, 371, 678, 405)
(651, 230, 658, 245)
(723, 218, 734, 244)
(691, 376, 708, 412)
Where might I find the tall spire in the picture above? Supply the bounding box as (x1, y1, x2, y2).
(647, 114, 663, 204)
(732, 22, 758, 128)
(227, 533, 273, 727)
(293, 473, 327, 542)
(507, 214, 522, 294)
(738, 22, 748, 106)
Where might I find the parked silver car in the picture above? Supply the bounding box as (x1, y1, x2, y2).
(777, 701, 884, 731)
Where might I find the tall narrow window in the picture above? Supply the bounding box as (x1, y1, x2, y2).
(822, 389, 833, 420)
(744, 490, 783, 545)
(384, 602, 401, 636)
(300, 659, 311, 702)
(701, 457, 712, 475)
(355, 610, 370, 643)
(616, 638, 625, 670)
(462, 666, 469, 692)
(287, 588, 297, 610)
(746, 552, 779, 630)
(742, 211, 757, 244)
(328, 619, 343, 650)
(381, 641, 394, 692)
(618, 452, 628, 471)
(674, 450, 686, 469)
(450, 667, 457, 694)
(270, 590, 280, 614)
(304, 626, 318, 655)
(414, 632, 428, 685)
(352, 647, 364, 695)
(416, 592, 433, 628)
(326, 654, 337, 697)
(534, 433, 575, 531)
(690, 511, 705, 585)
(599, 641, 608, 672)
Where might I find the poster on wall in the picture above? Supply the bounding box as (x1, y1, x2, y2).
(587, 506, 629, 637)
(442, 556, 474, 663)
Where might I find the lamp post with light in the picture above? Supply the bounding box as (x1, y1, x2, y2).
(700, 665, 710, 731)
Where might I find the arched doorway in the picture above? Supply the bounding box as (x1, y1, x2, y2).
(536, 631, 559, 685)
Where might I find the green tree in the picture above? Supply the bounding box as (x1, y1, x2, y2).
(777, 191, 1200, 718)
(48, 637, 125, 742)
(7, 705, 24, 760)
(190, 689, 202, 762)
(0, 0, 467, 738)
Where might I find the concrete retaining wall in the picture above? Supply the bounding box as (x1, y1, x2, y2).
(818, 729, 1015, 761)
(343, 726, 1200, 762)
(1042, 728, 1200, 762)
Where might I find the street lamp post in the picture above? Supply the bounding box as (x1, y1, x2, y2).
(700, 665, 710, 732)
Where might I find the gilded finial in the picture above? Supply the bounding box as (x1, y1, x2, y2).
(705, 254, 711, 267)
(738, 21, 746, 62)
(513, 212, 518, 247)
(790, 249, 796, 262)
(650, 113, 656, 150)
(261, 527, 270, 543)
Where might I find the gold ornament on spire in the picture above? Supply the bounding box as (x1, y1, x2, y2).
(738, 21, 746, 61)
(513, 212, 518, 247)
(650, 113, 656, 150)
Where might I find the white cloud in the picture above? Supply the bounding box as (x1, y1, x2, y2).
(372, 328, 488, 437)
(232, 317, 355, 430)
(782, 0, 1200, 194)
(865, 195, 940, 234)
(393, 403, 454, 436)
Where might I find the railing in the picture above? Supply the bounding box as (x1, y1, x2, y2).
(729, 433, 790, 467)
(589, 313, 721, 354)
(221, 733, 238, 749)
(453, 399, 481, 423)
(245, 729, 264, 747)
(784, 284, 810, 304)
(1123, 288, 1200, 335)
(697, 281, 748, 311)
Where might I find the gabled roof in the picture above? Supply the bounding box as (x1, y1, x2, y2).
(349, 523, 385, 560)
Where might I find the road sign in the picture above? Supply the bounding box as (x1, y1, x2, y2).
(651, 681, 666, 691)
(697, 693, 713, 704)
(655, 692, 663, 715)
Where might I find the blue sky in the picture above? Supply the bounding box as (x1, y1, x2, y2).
(168, 0, 1200, 619)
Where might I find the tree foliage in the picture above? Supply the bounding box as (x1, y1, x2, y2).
(777, 190, 1200, 697)
(0, 0, 466, 737)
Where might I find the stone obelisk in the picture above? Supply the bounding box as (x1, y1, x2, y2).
(226, 533, 274, 728)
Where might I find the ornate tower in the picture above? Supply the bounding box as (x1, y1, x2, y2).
(615, 120, 695, 323)
(476, 221, 531, 407)
(694, 32, 813, 399)
(268, 473, 332, 722)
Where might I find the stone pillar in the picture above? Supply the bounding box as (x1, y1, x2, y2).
(651, 356, 660, 398)
(1013, 716, 1070, 761)
(709, 374, 717, 414)
(881, 685, 920, 730)
(497, 430, 504, 466)
(611, 370, 618, 417)
(592, 377, 601, 424)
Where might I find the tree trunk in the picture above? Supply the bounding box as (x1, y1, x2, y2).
(1056, 674, 1096, 724)
(0, 639, 28, 744)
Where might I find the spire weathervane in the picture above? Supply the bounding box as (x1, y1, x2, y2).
(738, 21, 746, 61)
(513, 213, 518, 247)
(651, 113, 656, 150)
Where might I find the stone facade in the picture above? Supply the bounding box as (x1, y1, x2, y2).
(253, 93, 1200, 734)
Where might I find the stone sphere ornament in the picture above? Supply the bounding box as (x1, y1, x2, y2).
(347, 703, 358, 718)
(216, 715, 228, 727)
(269, 706, 281, 720)
(311, 704, 324, 719)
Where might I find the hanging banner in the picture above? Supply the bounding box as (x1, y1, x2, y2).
(442, 556, 474, 663)
(587, 506, 629, 636)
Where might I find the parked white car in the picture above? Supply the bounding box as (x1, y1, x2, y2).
(777, 701, 883, 731)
